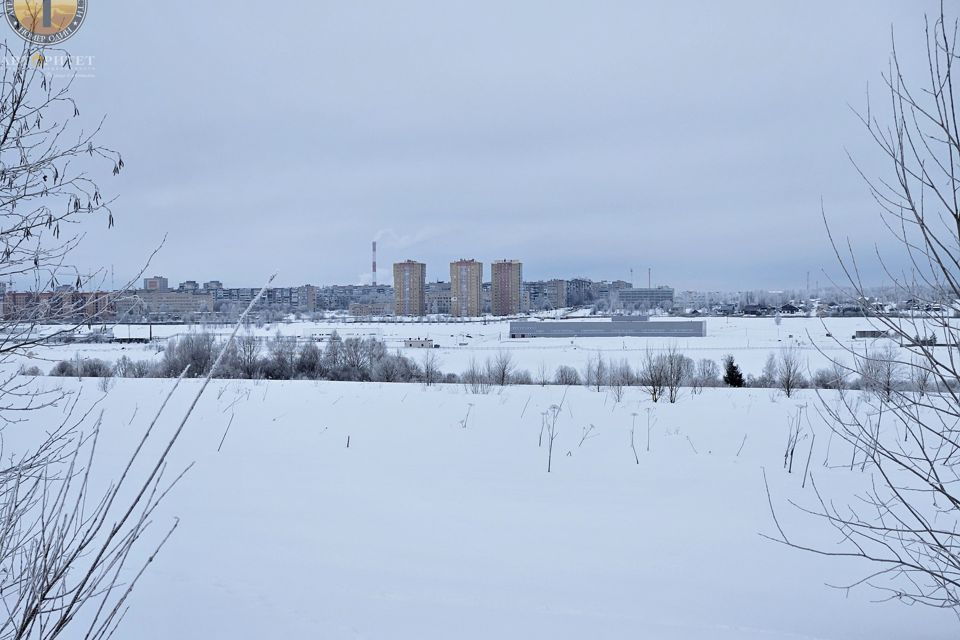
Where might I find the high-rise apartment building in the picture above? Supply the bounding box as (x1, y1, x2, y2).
(143, 276, 169, 292)
(525, 279, 567, 310)
(450, 259, 482, 317)
(491, 259, 523, 316)
(426, 281, 452, 315)
(393, 260, 426, 316)
(566, 278, 592, 306)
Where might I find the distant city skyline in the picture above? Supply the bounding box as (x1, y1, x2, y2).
(4, 261, 843, 295)
(32, 1, 938, 291)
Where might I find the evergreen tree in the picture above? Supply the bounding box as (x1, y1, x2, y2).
(723, 355, 745, 388)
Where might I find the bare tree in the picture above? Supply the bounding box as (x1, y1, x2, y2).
(0, 272, 275, 639)
(663, 347, 693, 404)
(582, 353, 597, 390)
(770, 5, 960, 613)
(462, 358, 490, 394)
(553, 365, 581, 386)
(638, 349, 667, 403)
(692, 358, 720, 394)
(341, 337, 374, 378)
(421, 350, 441, 386)
(535, 361, 550, 386)
(0, 28, 153, 512)
(594, 354, 608, 392)
(322, 331, 344, 372)
(582, 352, 607, 391)
(758, 353, 778, 388)
(909, 356, 933, 396)
(235, 332, 262, 379)
(854, 345, 902, 402)
(0, 28, 281, 637)
(608, 358, 632, 403)
(162, 332, 216, 378)
(370, 352, 401, 382)
(776, 346, 806, 398)
(811, 366, 844, 390)
(294, 340, 322, 379)
(487, 351, 514, 386)
(638, 345, 691, 403)
(511, 369, 533, 385)
(830, 359, 850, 391)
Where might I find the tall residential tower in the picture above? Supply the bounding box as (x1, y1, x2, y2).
(491, 259, 523, 316)
(450, 259, 483, 317)
(393, 260, 426, 316)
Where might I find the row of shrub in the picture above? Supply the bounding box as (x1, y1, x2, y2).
(49, 332, 451, 385)
(42, 333, 923, 401)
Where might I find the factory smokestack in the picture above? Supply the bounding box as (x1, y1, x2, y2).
(372, 241, 377, 286)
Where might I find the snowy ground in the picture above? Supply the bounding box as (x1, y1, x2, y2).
(8, 377, 956, 639)
(16, 315, 946, 378)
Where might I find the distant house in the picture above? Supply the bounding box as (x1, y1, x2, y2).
(404, 338, 434, 348)
(741, 304, 771, 316)
(837, 305, 865, 317)
(780, 303, 801, 314)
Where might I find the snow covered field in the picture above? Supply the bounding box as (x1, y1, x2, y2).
(17, 315, 943, 379)
(9, 377, 955, 638)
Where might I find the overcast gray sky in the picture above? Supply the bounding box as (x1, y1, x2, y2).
(54, 1, 936, 290)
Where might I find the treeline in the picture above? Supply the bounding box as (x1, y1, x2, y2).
(44, 334, 924, 401)
(49, 331, 450, 384)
